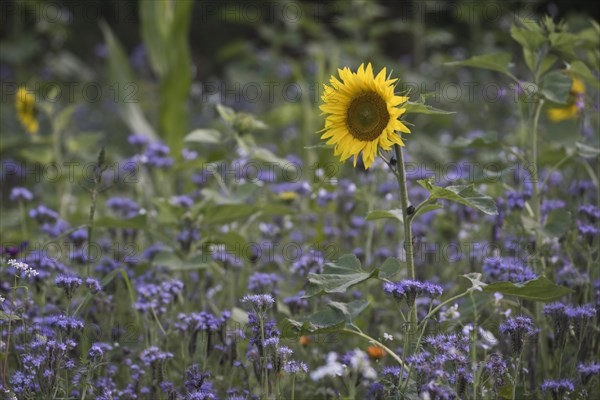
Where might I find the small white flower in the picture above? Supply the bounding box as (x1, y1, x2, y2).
(8, 259, 38, 278)
(0, 295, 5, 303)
(383, 333, 394, 341)
(440, 303, 461, 322)
(8, 259, 28, 271)
(310, 352, 344, 381)
(493, 292, 503, 305)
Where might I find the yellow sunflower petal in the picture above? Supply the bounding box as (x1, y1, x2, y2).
(318, 63, 411, 169)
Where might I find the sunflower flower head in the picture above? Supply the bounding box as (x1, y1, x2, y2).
(319, 63, 410, 169)
(547, 75, 585, 122)
(16, 87, 38, 134)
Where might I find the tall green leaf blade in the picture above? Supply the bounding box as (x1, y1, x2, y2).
(445, 53, 513, 76)
(99, 22, 156, 140)
(140, 0, 193, 159)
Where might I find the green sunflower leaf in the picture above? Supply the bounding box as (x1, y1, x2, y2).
(417, 177, 498, 215)
(445, 52, 513, 76)
(483, 277, 573, 302)
(403, 101, 454, 115)
(366, 209, 404, 222)
(184, 129, 223, 144)
(541, 71, 573, 104)
(280, 299, 369, 337)
(304, 254, 376, 297)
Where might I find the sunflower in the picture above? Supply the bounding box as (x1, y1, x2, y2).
(16, 87, 38, 134)
(547, 76, 585, 122)
(319, 63, 410, 169)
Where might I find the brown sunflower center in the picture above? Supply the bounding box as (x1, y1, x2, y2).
(346, 91, 390, 141)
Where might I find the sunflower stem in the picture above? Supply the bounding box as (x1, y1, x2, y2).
(393, 144, 417, 331)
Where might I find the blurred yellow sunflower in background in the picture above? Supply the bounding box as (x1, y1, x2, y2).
(319, 63, 410, 169)
(16, 87, 38, 134)
(547, 76, 585, 122)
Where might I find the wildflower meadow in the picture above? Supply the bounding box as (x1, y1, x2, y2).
(0, 1, 599, 399)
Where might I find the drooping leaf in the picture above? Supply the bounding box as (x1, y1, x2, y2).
(569, 60, 600, 89)
(366, 209, 404, 222)
(510, 25, 546, 50)
(378, 257, 404, 280)
(412, 203, 443, 219)
(542, 209, 571, 237)
(0, 311, 21, 321)
(451, 136, 501, 149)
(417, 177, 498, 215)
(445, 53, 513, 76)
(522, 209, 571, 238)
(281, 299, 369, 337)
(575, 142, 600, 158)
(463, 273, 488, 292)
(403, 101, 454, 115)
(305, 254, 376, 297)
(483, 277, 573, 302)
(184, 129, 223, 144)
(95, 215, 147, 229)
(216, 104, 236, 123)
(202, 204, 259, 225)
(541, 71, 572, 104)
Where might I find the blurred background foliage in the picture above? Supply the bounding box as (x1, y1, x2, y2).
(0, 0, 598, 189)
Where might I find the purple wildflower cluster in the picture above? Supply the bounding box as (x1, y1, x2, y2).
(135, 279, 184, 315)
(499, 315, 537, 354)
(482, 257, 537, 283)
(383, 279, 443, 306)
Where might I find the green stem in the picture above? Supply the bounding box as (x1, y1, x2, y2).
(258, 313, 268, 399)
(393, 144, 417, 329)
(342, 328, 410, 373)
(291, 375, 296, 400)
(470, 292, 479, 400)
(529, 99, 544, 274)
(18, 200, 27, 240)
(512, 353, 522, 400)
(87, 148, 105, 277)
(421, 290, 470, 323)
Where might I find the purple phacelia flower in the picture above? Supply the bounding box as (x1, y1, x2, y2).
(284, 360, 308, 374)
(85, 277, 102, 294)
(483, 257, 537, 283)
(579, 204, 600, 222)
(383, 279, 443, 306)
(248, 272, 280, 293)
(10, 187, 33, 202)
(540, 379, 575, 398)
(29, 204, 59, 223)
(283, 291, 309, 315)
(88, 342, 113, 360)
(47, 314, 85, 332)
(106, 197, 140, 218)
(128, 134, 149, 147)
(499, 316, 536, 354)
(171, 194, 194, 208)
(140, 346, 173, 366)
(55, 274, 83, 299)
(484, 353, 507, 388)
(577, 362, 600, 385)
(241, 294, 275, 312)
(506, 190, 526, 210)
(144, 142, 173, 168)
